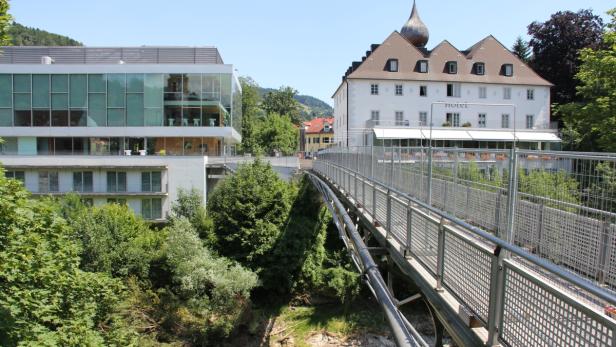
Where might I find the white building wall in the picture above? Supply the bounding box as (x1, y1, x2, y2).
(333, 82, 348, 146)
(341, 79, 551, 146)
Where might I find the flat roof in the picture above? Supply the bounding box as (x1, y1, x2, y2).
(373, 128, 561, 142)
(0, 46, 224, 65)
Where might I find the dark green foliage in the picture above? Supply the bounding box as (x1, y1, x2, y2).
(257, 86, 333, 121)
(9, 22, 82, 46)
(0, 170, 125, 346)
(511, 36, 530, 63)
(239, 77, 263, 155)
(58, 196, 165, 279)
(528, 9, 604, 106)
(207, 159, 295, 269)
(261, 86, 302, 124)
(257, 113, 299, 156)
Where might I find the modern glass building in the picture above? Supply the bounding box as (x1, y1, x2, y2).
(0, 46, 242, 220)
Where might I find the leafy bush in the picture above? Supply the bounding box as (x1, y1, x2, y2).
(0, 170, 125, 346)
(164, 218, 258, 343)
(207, 159, 295, 269)
(170, 188, 217, 247)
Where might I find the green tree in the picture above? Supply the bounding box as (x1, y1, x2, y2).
(558, 8, 616, 152)
(170, 188, 216, 247)
(239, 77, 262, 154)
(0, 1, 11, 46)
(257, 113, 298, 156)
(8, 22, 82, 46)
(511, 36, 531, 63)
(207, 159, 295, 269)
(164, 218, 258, 343)
(262, 86, 302, 124)
(0, 170, 124, 346)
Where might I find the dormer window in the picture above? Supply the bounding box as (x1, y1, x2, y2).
(503, 64, 513, 77)
(386, 59, 399, 72)
(474, 62, 485, 75)
(417, 60, 429, 73)
(446, 61, 457, 74)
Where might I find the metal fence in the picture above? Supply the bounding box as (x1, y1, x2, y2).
(314, 146, 616, 347)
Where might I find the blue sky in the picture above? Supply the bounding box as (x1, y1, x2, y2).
(9, 0, 613, 105)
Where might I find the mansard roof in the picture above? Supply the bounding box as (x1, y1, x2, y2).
(341, 32, 551, 89)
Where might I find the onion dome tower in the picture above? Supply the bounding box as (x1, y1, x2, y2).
(400, 1, 429, 47)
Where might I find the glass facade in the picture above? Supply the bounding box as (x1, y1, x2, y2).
(0, 73, 241, 133)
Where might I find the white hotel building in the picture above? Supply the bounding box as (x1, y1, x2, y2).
(0, 46, 242, 221)
(333, 2, 560, 149)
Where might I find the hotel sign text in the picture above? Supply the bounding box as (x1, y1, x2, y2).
(445, 103, 469, 109)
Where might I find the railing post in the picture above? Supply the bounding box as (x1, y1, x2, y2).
(390, 147, 395, 187)
(452, 148, 459, 216)
(373, 184, 377, 220)
(427, 146, 434, 207)
(370, 144, 375, 180)
(505, 147, 519, 243)
(597, 219, 611, 285)
(362, 179, 366, 208)
(386, 189, 392, 239)
(487, 246, 506, 346)
(435, 216, 446, 291)
(406, 204, 414, 256)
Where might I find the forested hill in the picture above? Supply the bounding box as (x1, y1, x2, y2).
(9, 22, 83, 46)
(259, 87, 333, 119)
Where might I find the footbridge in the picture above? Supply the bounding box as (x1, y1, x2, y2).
(309, 146, 616, 347)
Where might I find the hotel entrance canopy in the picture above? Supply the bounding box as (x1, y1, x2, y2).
(373, 128, 561, 142)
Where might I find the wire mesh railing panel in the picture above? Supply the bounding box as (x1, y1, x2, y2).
(409, 209, 439, 275)
(364, 183, 374, 216)
(375, 187, 388, 226)
(465, 183, 502, 232)
(511, 199, 542, 250)
(540, 206, 603, 280)
(390, 196, 408, 245)
(443, 229, 493, 324)
(501, 261, 616, 347)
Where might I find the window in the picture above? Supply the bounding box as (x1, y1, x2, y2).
(107, 198, 127, 205)
(418, 60, 429, 73)
(395, 84, 403, 96)
(314, 137, 320, 144)
(141, 171, 162, 192)
(419, 112, 428, 126)
(447, 83, 461, 97)
(307, 137, 311, 144)
(370, 110, 380, 126)
(501, 114, 510, 128)
(446, 113, 460, 127)
(475, 62, 485, 75)
(107, 171, 127, 192)
(478, 113, 486, 128)
(395, 111, 404, 126)
(323, 137, 330, 144)
(73, 171, 93, 192)
(387, 59, 399, 72)
(527, 89, 535, 100)
(6, 171, 25, 183)
(447, 61, 458, 74)
(370, 84, 379, 95)
(503, 64, 513, 77)
(479, 87, 487, 99)
(503, 87, 511, 100)
(419, 85, 427, 97)
(38, 171, 59, 193)
(526, 115, 534, 129)
(141, 198, 162, 220)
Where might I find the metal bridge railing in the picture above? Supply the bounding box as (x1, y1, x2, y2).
(314, 147, 616, 347)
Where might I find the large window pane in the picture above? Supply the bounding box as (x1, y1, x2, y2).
(52, 110, 69, 126)
(32, 74, 50, 108)
(70, 74, 87, 108)
(37, 137, 54, 154)
(164, 106, 181, 126)
(88, 93, 106, 126)
(202, 74, 220, 101)
(39, 171, 59, 193)
(152, 172, 161, 192)
(141, 172, 151, 192)
(14, 93, 31, 110)
(52, 93, 68, 110)
(220, 74, 232, 108)
(0, 74, 12, 107)
(117, 172, 126, 192)
(184, 74, 201, 100)
(165, 137, 183, 155)
(164, 74, 182, 101)
(73, 137, 90, 154)
(90, 138, 110, 155)
(141, 199, 151, 219)
(107, 109, 125, 126)
(184, 137, 203, 155)
(13, 74, 31, 93)
(127, 94, 144, 126)
(88, 74, 105, 93)
(152, 198, 162, 219)
(55, 138, 73, 154)
(70, 110, 87, 126)
(144, 74, 163, 108)
(73, 172, 83, 192)
(51, 74, 68, 93)
(110, 138, 124, 155)
(127, 74, 144, 93)
(147, 137, 165, 155)
(144, 108, 163, 126)
(127, 137, 144, 155)
(183, 108, 201, 126)
(0, 108, 12, 126)
(107, 74, 126, 108)
(14, 111, 31, 126)
(107, 172, 117, 192)
(83, 172, 93, 192)
(0, 137, 18, 154)
(33, 109, 50, 126)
